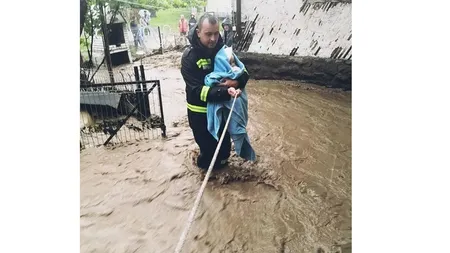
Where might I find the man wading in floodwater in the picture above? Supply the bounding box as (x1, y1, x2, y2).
(181, 13, 250, 170)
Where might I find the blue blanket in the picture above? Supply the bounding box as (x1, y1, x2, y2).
(204, 46, 256, 161)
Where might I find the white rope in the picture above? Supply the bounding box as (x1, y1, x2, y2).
(174, 94, 238, 253)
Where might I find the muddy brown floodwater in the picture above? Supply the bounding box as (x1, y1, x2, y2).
(80, 51, 352, 253)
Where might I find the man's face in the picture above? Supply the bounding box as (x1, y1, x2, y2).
(197, 20, 220, 49)
(224, 25, 230, 31)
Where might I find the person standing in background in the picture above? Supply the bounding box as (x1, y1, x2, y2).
(179, 15, 188, 36)
(221, 17, 234, 47)
(130, 18, 140, 48)
(188, 13, 197, 31)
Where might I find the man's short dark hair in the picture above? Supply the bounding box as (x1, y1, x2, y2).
(197, 13, 218, 30)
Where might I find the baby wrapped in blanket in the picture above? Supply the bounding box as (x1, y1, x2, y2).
(204, 46, 256, 161)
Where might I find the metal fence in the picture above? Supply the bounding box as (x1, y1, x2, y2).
(85, 24, 186, 67)
(80, 65, 166, 149)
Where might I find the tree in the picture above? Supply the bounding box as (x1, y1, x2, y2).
(184, 0, 207, 8)
(80, 0, 120, 81)
(80, 0, 88, 36)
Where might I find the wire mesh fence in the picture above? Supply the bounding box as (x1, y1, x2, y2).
(80, 65, 166, 149)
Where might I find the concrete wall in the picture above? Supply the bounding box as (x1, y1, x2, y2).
(241, 0, 351, 60)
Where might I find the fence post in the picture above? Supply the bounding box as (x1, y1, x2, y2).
(236, 0, 242, 41)
(157, 80, 166, 138)
(139, 65, 151, 119)
(158, 26, 163, 54)
(133, 66, 147, 121)
(133, 66, 140, 91)
(139, 65, 147, 91)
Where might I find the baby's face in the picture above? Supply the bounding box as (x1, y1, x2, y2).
(224, 47, 236, 66)
(229, 55, 236, 66)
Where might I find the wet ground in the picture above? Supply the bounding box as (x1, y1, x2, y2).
(80, 51, 352, 253)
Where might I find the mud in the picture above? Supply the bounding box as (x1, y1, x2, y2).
(80, 51, 352, 253)
(236, 52, 352, 90)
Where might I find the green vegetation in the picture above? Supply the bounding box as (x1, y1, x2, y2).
(150, 8, 199, 32)
(80, 0, 208, 61)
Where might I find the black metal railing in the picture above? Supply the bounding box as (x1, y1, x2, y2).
(80, 65, 166, 148)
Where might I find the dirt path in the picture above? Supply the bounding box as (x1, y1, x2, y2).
(80, 51, 352, 253)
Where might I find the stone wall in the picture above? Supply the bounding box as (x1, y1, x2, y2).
(237, 52, 351, 90)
